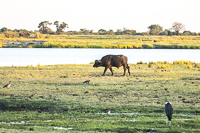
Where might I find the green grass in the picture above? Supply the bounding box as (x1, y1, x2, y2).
(0, 63, 200, 132)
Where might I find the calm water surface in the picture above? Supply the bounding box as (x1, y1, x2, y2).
(0, 48, 200, 66)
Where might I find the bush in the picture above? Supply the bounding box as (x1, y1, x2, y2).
(18, 45, 23, 48)
(112, 45, 118, 49)
(148, 64, 153, 68)
(173, 60, 194, 65)
(142, 44, 153, 49)
(154, 39, 160, 42)
(137, 61, 143, 64)
(65, 45, 74, 48)
(187, 65, 192, 69)
(194, 63, 200, 68)
(127, 45, 133, 49)
(93, 45, 103, 48)
(157, 64, 170, 69)
(149, 61, 155, 64)
(4, 31, 19, 38)
(32, 43, 42, 48)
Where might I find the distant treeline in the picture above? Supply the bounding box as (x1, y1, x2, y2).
(0, 21, 200, 38)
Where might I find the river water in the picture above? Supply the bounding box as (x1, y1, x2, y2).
(0, 48, 200, 66)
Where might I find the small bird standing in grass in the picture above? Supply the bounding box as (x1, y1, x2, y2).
(83, 80, 90, 84)
(165, 101, 173, 126)
(3, 81, 11, 88)
(106, 109, 110, 115)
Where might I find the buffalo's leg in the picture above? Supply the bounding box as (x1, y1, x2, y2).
(127, 65, 130, 75)
(109, 68, 114, 75)
(102, 67, 108, 76)
(122, 65, 126, 76)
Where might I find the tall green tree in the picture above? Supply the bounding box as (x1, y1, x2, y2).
(123, 29, 136, 35)
(1, 27, 11, 33)
(148, 24, 163, 35)
(171, 22, 185, 35)
(38, 21, 52, 34)
(98, 29, 107, 35)
(54, 21, 68, 34)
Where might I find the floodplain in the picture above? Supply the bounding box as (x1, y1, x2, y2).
(0, 62, 200, 132)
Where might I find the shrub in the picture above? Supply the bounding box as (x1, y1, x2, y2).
(18, 45, 23, 48)
(133, 44, 142, 49)
(148, 64, 153, 68)
(157, 64, 170, 69)
(154, 40, 160, 42)
(142, 44, 153, 49)
(35, 32, 44, 38)
(32, 43, 42, 48)
(137, 61, 143, 64)
(173, 60, 184, 65)
(194, 63, 200, 68)
(163, 61, 169, 64)
(93, 45, 103, 48)
(173, 60, 194, 65)
(65, 45, 74, 48)
(112, 45, 118, 49)
(43, 42, 52, 48)
(149, 61, 155, 64)
(187, 65, 192, 69)
(184, 45, 189, 49)
(127, 45, 133, 49)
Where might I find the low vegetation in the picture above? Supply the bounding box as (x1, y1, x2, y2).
(1, 35, 200, 49)
(0, 61, 200, 132)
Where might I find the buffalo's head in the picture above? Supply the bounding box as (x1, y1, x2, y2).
(93, 60, 102, 67)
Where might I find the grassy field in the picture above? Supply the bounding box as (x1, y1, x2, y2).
(1, 35, 200, 49)
(0, 62, 200, 132)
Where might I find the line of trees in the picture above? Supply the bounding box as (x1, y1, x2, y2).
(0, 21, 200, 38)
(38, 21, 68, 34)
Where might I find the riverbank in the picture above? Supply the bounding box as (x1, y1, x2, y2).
(0, 63, 200, 132)
(1, 35, 200, 49)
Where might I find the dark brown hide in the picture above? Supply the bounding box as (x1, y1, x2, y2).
(93, 55, 130, 76)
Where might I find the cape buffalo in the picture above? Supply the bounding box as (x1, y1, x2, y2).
(93, 55, 130, 76)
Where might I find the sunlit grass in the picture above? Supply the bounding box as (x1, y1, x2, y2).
(0, 62, 200, 132)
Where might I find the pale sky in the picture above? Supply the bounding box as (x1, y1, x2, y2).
(1, 0, 200, 32)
